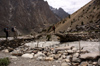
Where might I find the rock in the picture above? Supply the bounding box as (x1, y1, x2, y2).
(81, 50, 89, 53)
(49, 54, 55, 57)
(22, 53, 34, 58)
(10, 56, 18, 59)
(61, 62, 69, 66)
(10, 50, 23, 56)
(54, 54, 61, 60)
(67, 50, 74, 54)
(72, 47, 77, 52)
(57, 51, 65, 54)
(34, 52, 45, 58)
(37, 56, 45, 61)
(72, 63, 79, 66)
(2, 49, 9, 53)
(44, 57, 54, 61)
(54, 46, 71, 53)
(93, 62, 97, 65)
(88, 64, 93, 66)
(80, 52, 100, 60)
(65, 59, 70, 63)
(98, 58, 100, 65)
(46, 52, 52, 56)
(80, 62, 88, 66)
(73, 53, 79, 58)
(8, 47, 14, 52)
(66, 55, 72, 60)
(72, 57, 81, 63)
(32, 50, 38, 54)
(61, 55, 66, 59)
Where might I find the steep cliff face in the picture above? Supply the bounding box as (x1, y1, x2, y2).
(50, 6, 69, 19)
(0, 0, 60, 36)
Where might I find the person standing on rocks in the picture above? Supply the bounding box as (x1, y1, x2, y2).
(52, 25, 55, 33)
(11, 26, 17, 39)
(4, 27, 9, 41)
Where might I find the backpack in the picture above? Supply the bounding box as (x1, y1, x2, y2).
(12, 27, 15, 32)
(53, 26, 55, 30)
(4, 28, 7, 32)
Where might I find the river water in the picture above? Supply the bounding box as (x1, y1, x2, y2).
(25, 41, 100, 52)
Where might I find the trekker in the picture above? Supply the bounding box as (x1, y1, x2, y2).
(52, 25, 55, 33)
(11, 26, 17, 39)
(4, 27, 9, 40)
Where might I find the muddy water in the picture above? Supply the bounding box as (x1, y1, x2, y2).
(25, 41, 100, 52)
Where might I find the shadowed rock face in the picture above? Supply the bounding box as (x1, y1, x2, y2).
(0, 0, 60, 35)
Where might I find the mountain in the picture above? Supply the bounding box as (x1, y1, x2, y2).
(55, 0, 100, 33)
(50, 6, 69, 19)
(0, 0, 60, 36)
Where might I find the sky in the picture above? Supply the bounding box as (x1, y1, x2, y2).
(44, 0, 91, 14)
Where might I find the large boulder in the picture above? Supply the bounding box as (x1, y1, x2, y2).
(80, 52, 100, 60)
(22, 53, 34, 59)
(10, 50, 23, 56)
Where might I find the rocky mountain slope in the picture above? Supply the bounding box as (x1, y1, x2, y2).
(50, 6, 69, 19)
(0, 0, 60, 36)
(55, 0, 100, 33)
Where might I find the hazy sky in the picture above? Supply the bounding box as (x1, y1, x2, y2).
(44, 0, 91, 14)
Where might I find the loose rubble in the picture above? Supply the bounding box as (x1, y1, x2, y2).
(1, 42, 100, 66)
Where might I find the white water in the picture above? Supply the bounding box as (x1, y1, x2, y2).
(25, 41, 100, 52)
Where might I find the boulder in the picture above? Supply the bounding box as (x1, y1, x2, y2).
(80, 62, 88, 66)
(57, 51, 65, 54)
(22, 53, 34, 58)
(88, 64, 93, 66)
(54, 54, 61, 60)
(67, 50, 74, 54)
(80, 52, 100, 60)
(72, 63, 79, 66)
(73, 53, 79, 58)
(34, 52, 45, 58)
(10, 56, 18, 59)
(54, 46, 71, 53)
(10, 50, 23, 56)
(44, 57, 54, 61)
(66, 55, 72, 60)
(37, 56, 45, 61)
(93, 62, 97, 65)
(61, 62, 69, 66)
(61, 55, 66, 59)
(8, 47, 14, 52)
(65, 59, 70, 63)
(72, 57, 81, 63)
(2, 49, 9, 53)
(72, 47, 77, 52)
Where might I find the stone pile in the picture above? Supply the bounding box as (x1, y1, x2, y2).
(2, 44, 100, 66)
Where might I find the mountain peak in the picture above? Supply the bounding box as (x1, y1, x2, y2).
(50, 6, 69, 19)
